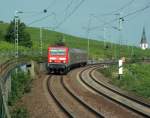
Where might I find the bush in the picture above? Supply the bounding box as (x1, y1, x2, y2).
(5, 20, 32, 48)
(12, 106, 29, 118)
(8, 69, 32, 105)
(99, 63, 150, 99)
(0, 30, 4, 40)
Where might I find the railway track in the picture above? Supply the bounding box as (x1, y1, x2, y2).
(79, 66, 150, 118)
(90, 68, 150, 107)
(62, 75, 104, 117)
(47, 75, 72, 117)
(47, 75, 104, 118)
(64, 66, 143, 117)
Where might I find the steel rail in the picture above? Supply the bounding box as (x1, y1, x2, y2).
(47, 75, 73, 117)
(90, 68, 150, 107)
(79, 66, 150, 118)
(61, 76, 104, 118)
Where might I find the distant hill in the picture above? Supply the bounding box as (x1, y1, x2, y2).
(0, 22, 150, 60)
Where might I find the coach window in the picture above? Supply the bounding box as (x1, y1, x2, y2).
(50, 49, 66, 55)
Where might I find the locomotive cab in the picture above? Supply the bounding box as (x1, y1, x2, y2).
(47, 47, 69, 74)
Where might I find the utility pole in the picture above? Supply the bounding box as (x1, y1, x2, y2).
(116, 12, 124, 59)
(14, 11, 23, 58)
(15, 11, 19, 58)
(87, 15, 92, 62)
(14, 11, 23, 74)
(103, 27, 106, 47)
(63, 34, 65, 42)
(39, 26, 53, 56)
(40, 27, 43, 56)
(131, 44, 134, 57)
(119, 13, 124, 59)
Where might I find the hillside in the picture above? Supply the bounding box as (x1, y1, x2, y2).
(0, 22, 150, 60)
(1, 22, 150, 100)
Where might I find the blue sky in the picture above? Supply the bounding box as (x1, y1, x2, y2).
(0, 0, 150, 46)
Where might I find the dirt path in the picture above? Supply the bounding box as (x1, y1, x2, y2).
(15, 73, 66, 118)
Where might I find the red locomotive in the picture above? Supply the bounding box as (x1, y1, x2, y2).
(47, 46, 87, 74)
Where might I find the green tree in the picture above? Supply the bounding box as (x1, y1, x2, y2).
(5, 19, 32, 48)
(54, 34, 66, 46)
(0, 30, 3, 40)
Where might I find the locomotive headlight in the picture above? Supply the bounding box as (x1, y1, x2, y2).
(50, 57, 56, 60)
(59, 57, 66, 60)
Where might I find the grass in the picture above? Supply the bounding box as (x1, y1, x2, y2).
(11, 106, 29, 118)
(1, 22, 150, 61)
(99, 63, 150, 99)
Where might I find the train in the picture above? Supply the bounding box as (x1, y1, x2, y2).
(47, 46, 87, 74)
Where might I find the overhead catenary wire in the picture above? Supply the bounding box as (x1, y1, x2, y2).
(63, 0, 74, 17)
(54, 0, 85, 29)
(15, 11, 46, 20)
(21, 0, 57, 24)
(123, 4, 150, 18)
(26, 0, 75, 26)
(17, 0, 57, 20)
(91, 14, 120, 31)
(27, 12, 56, 26)
(45, 0, 57, 10)
(28, 0, 57, 18)
(100, 0, 136, 16)
(90, 4, 150, 31)
(50, 0, 74, 29)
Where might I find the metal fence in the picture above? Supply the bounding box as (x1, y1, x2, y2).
(0, 58, 28, 118)
(0, 51, 47, 57)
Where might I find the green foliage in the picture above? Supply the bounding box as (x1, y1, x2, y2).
(54, 35, 66, 46)
(11, 106, 29, 118)
(4, 20, 15, 43)
(99, 63, 150, 99)
(0, 30, 4, 40)
(1, 22, 150, 61)
(100, 65, 117, 78)
(8, 69, 32, 105)
(0, 20, 4, 23)
(5, 20, 32, 48)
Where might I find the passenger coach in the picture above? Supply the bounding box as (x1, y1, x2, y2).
(47, 46, 87, 74)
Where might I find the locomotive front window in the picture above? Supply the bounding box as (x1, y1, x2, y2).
(50, 49, 66, 55)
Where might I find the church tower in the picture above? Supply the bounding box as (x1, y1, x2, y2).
(140, 27, 148, 50)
